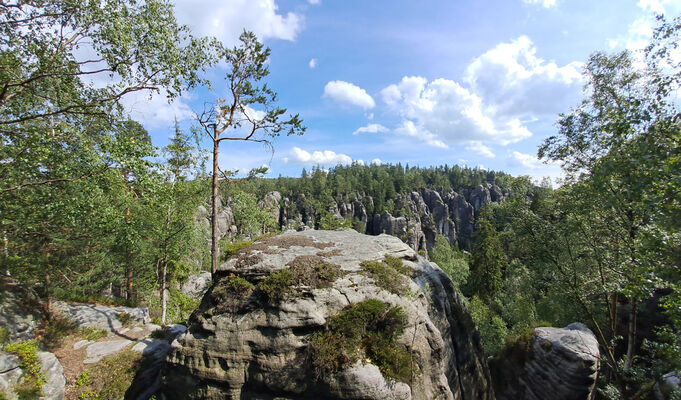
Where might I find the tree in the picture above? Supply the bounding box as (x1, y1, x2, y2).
(430, 235, 469, 289)
(467, 207, 506, 301)
(537, 15, 681, 393)
(197, 31, 305, 276)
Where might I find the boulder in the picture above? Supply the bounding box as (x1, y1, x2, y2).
(161, 230, 494, 400)
(0, 352, 22, 398)
(179, 272, 212, 300)
(53, 301, 150, 332)
(38, 351, 65, 400)
(83, 339, 133, 364)
(0, 276, 46, 342)
(490, 323, 600, 400)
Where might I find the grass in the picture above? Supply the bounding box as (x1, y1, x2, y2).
(308, 299, 412, 383)
(116, 312, 134, 327)
(4, 340, 46, 400)
(71, 350, 143, 400)
(79, 327, 108, 341)
(220, 239, 253, 261)
(360, 255, 411, 295)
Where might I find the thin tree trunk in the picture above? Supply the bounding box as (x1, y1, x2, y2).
(624, 298, 638, 370)
(160, 257, 168, 326)
(211, 131, 220, 277)
(45, 246, 51, 319)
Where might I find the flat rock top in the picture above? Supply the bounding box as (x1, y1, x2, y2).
(534, 324, 600, 361)
(219, 229, 417, 274)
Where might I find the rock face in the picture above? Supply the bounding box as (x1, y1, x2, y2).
(179, 271, 212, 300)
(490, 323, 600, 400)
(0, 276, 46, 342)
(53, 301, 150, 332)
(0, 352, 22, 398)
(201, 184, 508, 253)
(161, 230, 494, 400)
(655, 371, 681, 400)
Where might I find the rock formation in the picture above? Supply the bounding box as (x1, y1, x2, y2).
(161, 230, 495, 400)
(203, 184, 508, 252)
(0, 276, 46, 342)
(490, 323, 600, 400)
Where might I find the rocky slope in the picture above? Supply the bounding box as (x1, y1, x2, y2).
(161, 229, 495, 400)
(201, 183, 508, 253)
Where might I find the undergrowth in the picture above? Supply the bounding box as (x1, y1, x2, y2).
(72, 350, 143, 400)
(308, 299, 412, 383)
(360, 255, 411, 295)
(258, 269, 293, 302)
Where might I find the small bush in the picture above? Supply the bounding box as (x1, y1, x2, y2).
(360, 256, 411, 295)
(116, 312, 134, 327)
(79, 327, 108, 341)
(211, 274, 256, 314)
(149, 329, 168, 340)
(0, 327, 8, 344)
(258, 269, 293, 302)
(309, 299, 411, 383)
(35, 313, 78, 349)
(220, 239, 253, 261)
(287, 255, 342, 289)
(4, 340, 45, 399)
(76, 370, 92, 387)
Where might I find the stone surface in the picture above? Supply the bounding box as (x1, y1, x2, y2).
(72, 340, 94, 350)
(180, 271, 212, 300)
(491, 322, 600, 400)
(38, 351, 65, 400)
(83, 339, 133, 364)
(0, 352, 22, 398)
(161, 230, 494, 400)
(53, 301, 150, 332)
(0, 276, 46, 342)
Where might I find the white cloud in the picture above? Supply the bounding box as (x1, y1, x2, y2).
(509, 151, 564, 183)
(375, 36, 581, 149)
(171, 0, 304, 45)
(522, 0, 557, 8)
(370, 158, 383, 165)
(308, 0, 320, 4)
(466, 142, 496, 158)
(284, 147, 355, 166)
(464, 35, 582, 118)
(381, 76, 532, 146)
(353, 123, 388, 135)
(323, 81, 375, 110)
(121, 89, 194, 129)
(309, 58, 317, 69)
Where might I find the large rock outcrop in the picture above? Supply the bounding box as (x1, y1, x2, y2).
(490, 323, 600, 400)
(161, 230, 494, 400)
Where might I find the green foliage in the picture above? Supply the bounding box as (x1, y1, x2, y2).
(231, 191, 276, 237)
(4, 340, 45, 399)
(317, 212, 351, 230)
(430, 235, 470, 289)
(360, 256, 411, 295)
(309, 299, 411, 383)
(116, 312, 134, 327)
(258, 269, 293, 303)
(466, 207, 505, 300)
(0, 327, 8, 345)
(76, 371, 92, 387)
(468, 296, 507, 356)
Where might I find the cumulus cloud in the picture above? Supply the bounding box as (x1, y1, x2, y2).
(376, 36, 581, 149)
(284, 147, 355, 166)
(522, 0, 557, 8)
(370, 158, 383, 165)
(353, 123, 388, 135)
(323, 81, 375, 110)
(121, 89, 194, 129)
(171, 0, 304, 45)
(464, 35, 582, 118)
(509, 151, 563, 183)
(309, 58, 317, 69)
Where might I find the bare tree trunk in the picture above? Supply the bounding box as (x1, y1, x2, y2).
(211, 132, 220, 277)
(160, 257, 168, 326)
(624, 298, 638, 370)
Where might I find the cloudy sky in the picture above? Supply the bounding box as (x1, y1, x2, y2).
(126, 0, 680, 182)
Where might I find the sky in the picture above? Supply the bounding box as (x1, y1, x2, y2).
(120, 0, 681, 182)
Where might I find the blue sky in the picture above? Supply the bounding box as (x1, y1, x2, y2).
(120, 0, 680, 182)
